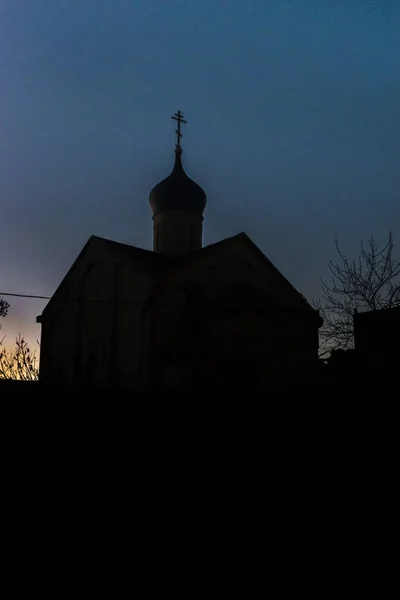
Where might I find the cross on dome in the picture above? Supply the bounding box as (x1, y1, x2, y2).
(171, 110, 187, 151)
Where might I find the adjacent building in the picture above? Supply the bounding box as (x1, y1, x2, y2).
(353, 305, 400, 371)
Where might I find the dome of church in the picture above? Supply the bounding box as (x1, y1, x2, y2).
(149, 150, 207, 216)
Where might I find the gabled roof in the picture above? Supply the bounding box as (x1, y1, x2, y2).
(38, 231, 320, 325)
(232, 233, 313, 310)
(166, 232, 316, 314)
(38, 235, 165, 321)
(38, 236, 94, 321)
(95, 236, 166, 271)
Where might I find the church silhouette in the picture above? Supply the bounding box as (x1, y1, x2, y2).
(36, 112, 322, 391)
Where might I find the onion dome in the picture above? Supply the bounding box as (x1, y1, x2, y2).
(149, 150, 206, 216)
(149, 111, 207, 216)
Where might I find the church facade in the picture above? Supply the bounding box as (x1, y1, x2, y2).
(37, 112, 322, 391)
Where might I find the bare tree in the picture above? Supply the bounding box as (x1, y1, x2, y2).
(316, 232, 400, 355)
(0, 297, 39, 380)
(0, 332, 39, 380)
(1, 297, 9, 318)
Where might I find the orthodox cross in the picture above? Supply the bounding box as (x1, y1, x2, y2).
(171, 110, 187, 150)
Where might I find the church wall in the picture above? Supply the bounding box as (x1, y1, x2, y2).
(40, 242, 156, 390)
(150, 282, 187, 356)
(40, 260, 115, 386)
(196, 312, 319, 389)
(39, 298, 79, 385)
(147, 240, 320, 390)
(149, 277, 319, 391)
(79, 262, 115, 386)
(39, 253, 97, 384)
(112, 263, 154, 390)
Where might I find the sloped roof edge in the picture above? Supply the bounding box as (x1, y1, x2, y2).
(236, 233, 314, 311)
(39, 235, 97, 320)
(167, 231, 316, 313)
(38, 235, 162, 321)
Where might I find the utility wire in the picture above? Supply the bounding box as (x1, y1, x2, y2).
(1, 292, 51, 300)
(0, 291, 151, 305)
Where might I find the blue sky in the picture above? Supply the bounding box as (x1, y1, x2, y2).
(1, 0, 399, 349)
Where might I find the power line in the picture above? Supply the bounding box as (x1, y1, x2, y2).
(1, 292, 51, 300)
(0, 291, 149, 305)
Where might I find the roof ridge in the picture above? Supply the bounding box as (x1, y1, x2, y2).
(94, 235, 154, 253)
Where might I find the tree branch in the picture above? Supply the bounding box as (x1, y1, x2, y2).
(315, 232, 400, 353)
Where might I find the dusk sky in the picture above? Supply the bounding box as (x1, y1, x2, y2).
(1, 0, 399, 350)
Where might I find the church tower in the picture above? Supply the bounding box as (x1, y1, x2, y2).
(149, 111, 207, 257)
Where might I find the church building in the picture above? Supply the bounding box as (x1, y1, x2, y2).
(37, 111, 322, 391)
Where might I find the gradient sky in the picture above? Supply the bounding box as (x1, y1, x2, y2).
(1, 0, 399, 350)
